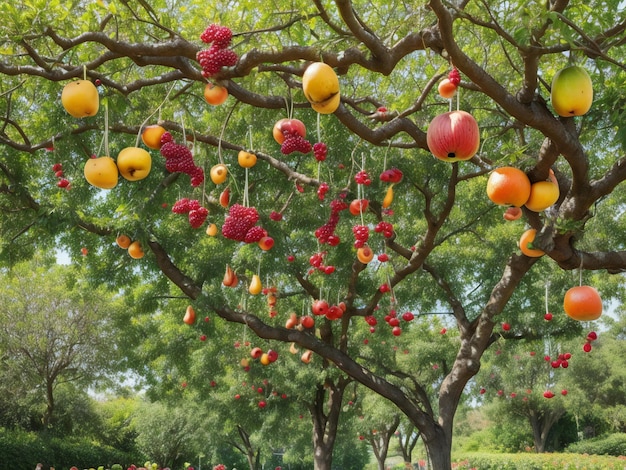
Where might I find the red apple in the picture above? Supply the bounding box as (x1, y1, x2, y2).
(311, 299, 329, 316)
(426, 110, 480, 162)
(349, 198, 369, 216)
(273, 118, 306, 144)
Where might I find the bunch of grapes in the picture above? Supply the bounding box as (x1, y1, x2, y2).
(313, 142, 328, 161)
(317, 182, 329, 201)
(280, 131, 312, 155)
(222, 204, 268, 243)
(352, 224, 369, 248)
(374, 221, 394, 238)
(197, 24, 238, 78)
(355, 170, 372, 185)
(171, 198, 209, 229)
(159, 133, 204, 187)
(315, 199, 348, 246)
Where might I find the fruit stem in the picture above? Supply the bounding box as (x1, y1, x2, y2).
(104, 100, 109, 157)
(136, 83, 176, 147)
(218, 101, 240, 165)
(83, 64, 87, 81)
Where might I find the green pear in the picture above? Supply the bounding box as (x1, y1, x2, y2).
(550, 65, 593, 117)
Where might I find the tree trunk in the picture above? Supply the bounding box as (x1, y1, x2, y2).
(371, 415, 400, 470)
(42, 379, 55, 428)
(397, 426, 420, 464)
(422, 425, 452, 470)
(528, 408, 564, 453)
(311, 378, 348, 470)
(236, 425, 259, 470)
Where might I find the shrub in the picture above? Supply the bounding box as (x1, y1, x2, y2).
(564, 433, 626, 456)
(454, 452, 626, 469)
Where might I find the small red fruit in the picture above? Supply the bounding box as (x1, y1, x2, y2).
(544, 312, 553, 321)
(258, 236, 274, 251)
(349, 199, 369, 216)
(502, 322, 511, 331)
(311, 299, 329, 316)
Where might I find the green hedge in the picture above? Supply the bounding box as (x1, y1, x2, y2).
(453, 452, 626, 469)
(0, 428, 142, 470)
(565, 433, 626, 456)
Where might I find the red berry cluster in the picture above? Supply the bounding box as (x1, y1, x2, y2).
(197, 24, 238, 78)
(172, 198, 209, 228)
(313, 142, 328, 161)
(222, 204, 268, 243)
(583, 331, 597, 352)
(352, 224, 369, 248)
(317, 182, 329, 201)
(160, 133, 204, 187)
(281, 132, 312, 155)
(52, 162, 71, 189)
(309, 251, 335, 275)
(314, 199, 348, 245)
(448, 67, 461, 86)
(374, 221, 394, 238)
(383, 309, 405, 336)
(549, 352, 572, 369)
(355, 170, 372, 185)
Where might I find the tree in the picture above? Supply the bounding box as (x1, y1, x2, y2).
(0, 255, 120, 430)
(1, 1, 626, 468)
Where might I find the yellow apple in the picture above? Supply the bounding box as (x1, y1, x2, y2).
(141, 125, 167, 150)
(210, 163, 228, 184)
(84, 156, 118, 189)
(550, 65, 593, 117)
(525, 180, 560, 212)
(237, 150, 257, 168)
(61, 80, 99, 118)
(117, 147, 152, 181)
(302, 62, 340, 114)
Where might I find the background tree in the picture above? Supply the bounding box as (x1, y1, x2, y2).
(1, 1, 626, 468)
(0, 255, 121, 431)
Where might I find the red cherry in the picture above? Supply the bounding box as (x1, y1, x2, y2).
(391, 326, 402, 336)
(479, 388, 486, 395)
(200, 335, 207, 341)
(544, 312, 553, 321)
(377, 253, 389, 262)
(583, 342, 592, 352)
(402, 311, 415, 322)
(587, 331, 598, 341)
(502, 322, 511, 331)
(561, 389, 568, 396)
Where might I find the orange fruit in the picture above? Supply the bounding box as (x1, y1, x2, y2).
(486, 167, 531, 207)
(116, 234, 131, 249)
(357, 245, 375, 264)
(518, 228, 544, 257)
(127, 240, 144, 259)
(563, 286, 602, 321)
